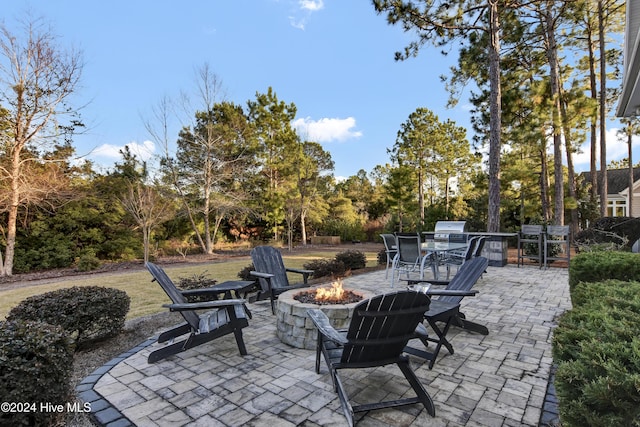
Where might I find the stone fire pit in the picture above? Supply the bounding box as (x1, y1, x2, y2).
(276, 286, 376, 349)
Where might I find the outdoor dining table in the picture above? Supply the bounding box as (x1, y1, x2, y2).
(421, 241, 469, 280)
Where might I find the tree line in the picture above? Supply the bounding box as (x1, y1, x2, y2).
(0, 3, 632, 275)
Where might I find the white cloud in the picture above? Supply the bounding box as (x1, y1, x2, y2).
(573, 127, 640, 170)
(292, 117, 363, 142)
(299, 0, 324, 11)
(289, 0, 324, 30)
(92, 140, 156, 162)
(288, 17, 306, 30)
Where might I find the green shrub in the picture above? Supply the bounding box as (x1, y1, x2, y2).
(76, 249, 101, 271)
(571, 280, 640, 310)
(7, 286, 130, 350)
(13, 240, 76, 273)
(377, 248, 388, 265)
(569, 252, 640, 293)
(177, 271, 218, 303)
(304, 259, 347, 278)
(334, 250, 366, 270)
(237, 263, 255, 281)
(318, 219, 366, 242)
(552, 281, 640, 426)
(0, 320, 73, 427)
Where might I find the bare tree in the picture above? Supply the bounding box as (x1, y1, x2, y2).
(146, 65, 255, 254)
(0, 15, 82, 275)
(120, 183, 175, 263)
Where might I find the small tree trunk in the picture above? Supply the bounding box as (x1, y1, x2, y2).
(300, 210, 308, 246)
(3, 150, 22, 276)
(143, 226, 150, 263)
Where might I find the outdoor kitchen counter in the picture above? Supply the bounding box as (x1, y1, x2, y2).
(423, 231, 517, 267)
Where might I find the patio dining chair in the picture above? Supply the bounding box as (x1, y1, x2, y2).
(308, 290, 435, 426)
(517, 225, 544, 268)
(544, 225, 571, 268)
(390, 232, 435, 287)
(439, 236, 479, 279)
(380, 233, 398, 279)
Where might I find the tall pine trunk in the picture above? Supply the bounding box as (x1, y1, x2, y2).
(598, 0, 608, 217)
(544, 6, 564, 226)
(540, 143, 552, 223)
(586, 14, 599, 202)
(487, 0, 502, 233)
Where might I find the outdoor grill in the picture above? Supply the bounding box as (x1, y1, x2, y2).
(433, 221, 467, 243)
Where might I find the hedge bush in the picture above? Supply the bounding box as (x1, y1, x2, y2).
(237, 263, 254, 281)
(0, 320, 73, 426)
(7, 286, 130, 350)
(552, 281, 640, 426)
(76, 249, 101, 271)
(377, 248, 388, 265)
(568, 252, 640, 293)
(177, 271, 219, 303)
(303, 259, 347, 279)
(334, 250, 367, 270)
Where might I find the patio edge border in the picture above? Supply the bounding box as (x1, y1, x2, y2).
(76, 337, 157, 427)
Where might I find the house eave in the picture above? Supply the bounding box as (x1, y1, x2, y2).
(617, 0, 640, 117)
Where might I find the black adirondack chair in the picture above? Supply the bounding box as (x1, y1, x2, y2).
(308, 291, 435, 426)
(145, 262, 250, 363)
(250, 246, 313, 314)
(404, 256, 489, 369)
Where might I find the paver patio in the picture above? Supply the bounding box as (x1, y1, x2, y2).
(78, 263, 570, 426)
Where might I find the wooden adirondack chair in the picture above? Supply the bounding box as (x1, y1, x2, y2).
(307, 291, 435, 426)
(250, 246, 313, 314)
(146, 262, 251, 363)
(404, 256, 489, 369)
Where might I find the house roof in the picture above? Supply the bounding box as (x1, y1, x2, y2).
(616, 0, 640, 117)
(581, 167, 640, 194)
(617, 0, 640, 116)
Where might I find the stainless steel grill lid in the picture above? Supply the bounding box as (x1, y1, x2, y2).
(434, 221, 467, 242)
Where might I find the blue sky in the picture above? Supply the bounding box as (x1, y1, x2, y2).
(3, 1, 633, 179)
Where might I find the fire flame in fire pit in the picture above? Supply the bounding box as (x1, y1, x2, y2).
(293, 280, 364, 305)
(315, 280, 345, 302)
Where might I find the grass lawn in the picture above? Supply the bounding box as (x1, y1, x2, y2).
(0, 248, 382, 320)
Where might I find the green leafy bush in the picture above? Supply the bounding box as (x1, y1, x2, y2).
(177, 271, 219, 303)
(569, 252, 640, 293)
(377, 248, 388, 265)
(303, 259, 347, 278)
(318, 219, 366, 242)
(76, 249, 101, 271)
(0, 320, 73, 427)
(552, 281, 640, 426)
(334, 250, 366, 270)
(553, 278, 640, 426)
(7, 286, 130, 350)
(237, 263, 255, 281)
